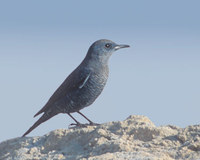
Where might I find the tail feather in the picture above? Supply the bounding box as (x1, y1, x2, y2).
(34, 109, 44, 117)
(34, 105, 48, 117)
(22, 112, 55, 137)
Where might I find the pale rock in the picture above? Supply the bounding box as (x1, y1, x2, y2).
(0, 115, 200, 160)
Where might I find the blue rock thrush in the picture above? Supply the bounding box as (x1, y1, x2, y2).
(22, 39, 130, 137)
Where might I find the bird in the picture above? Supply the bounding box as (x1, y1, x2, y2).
(22, 39, 130, 137)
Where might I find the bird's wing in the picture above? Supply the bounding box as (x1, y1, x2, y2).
(79, 72, 91, 89)
(34, 68, 91, 117)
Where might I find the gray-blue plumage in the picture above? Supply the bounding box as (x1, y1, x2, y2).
(22, 39, 129, 137)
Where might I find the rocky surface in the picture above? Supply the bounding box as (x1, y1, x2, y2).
(0, 115, 200, 160)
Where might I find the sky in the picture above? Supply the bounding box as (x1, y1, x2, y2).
(0, 0, 200, 141)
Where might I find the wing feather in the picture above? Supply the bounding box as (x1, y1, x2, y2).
(34, 67, 91, 117)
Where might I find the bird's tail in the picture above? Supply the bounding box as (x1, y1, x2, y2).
(22, 111, 57, 137)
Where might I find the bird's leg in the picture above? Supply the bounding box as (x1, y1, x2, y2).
(67, 113, 87, 127)
(77, 111, 100, 126)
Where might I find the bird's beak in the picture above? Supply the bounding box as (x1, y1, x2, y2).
(114, 44, 130, 51)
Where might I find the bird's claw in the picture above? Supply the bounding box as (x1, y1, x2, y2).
(89, 122, 100, 126)
(69, 122, 100, 128)
(69, 123, 87, 128)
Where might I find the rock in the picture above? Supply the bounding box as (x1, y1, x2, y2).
(0, 115, 200, 160)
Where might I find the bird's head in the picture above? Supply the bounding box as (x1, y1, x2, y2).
(86, 39, 130, 64)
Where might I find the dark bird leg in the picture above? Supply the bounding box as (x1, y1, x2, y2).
(77, 111, 99, 126)
(68, 113, 87, 127)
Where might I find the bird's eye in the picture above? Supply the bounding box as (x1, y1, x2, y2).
(105, 43, 111, 48)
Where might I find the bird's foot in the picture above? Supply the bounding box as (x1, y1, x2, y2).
(89, 122, 100, 126)
(69, 122, 87, 128)
(69, 122, 100, 128)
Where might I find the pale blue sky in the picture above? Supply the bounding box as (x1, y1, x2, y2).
(0, 0, 200, 141)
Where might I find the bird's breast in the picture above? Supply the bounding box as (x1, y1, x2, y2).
(83, 69, 108, 99)
(88, 70, 109, 92)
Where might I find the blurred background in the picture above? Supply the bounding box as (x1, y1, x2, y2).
(0, 0, 200, 141)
